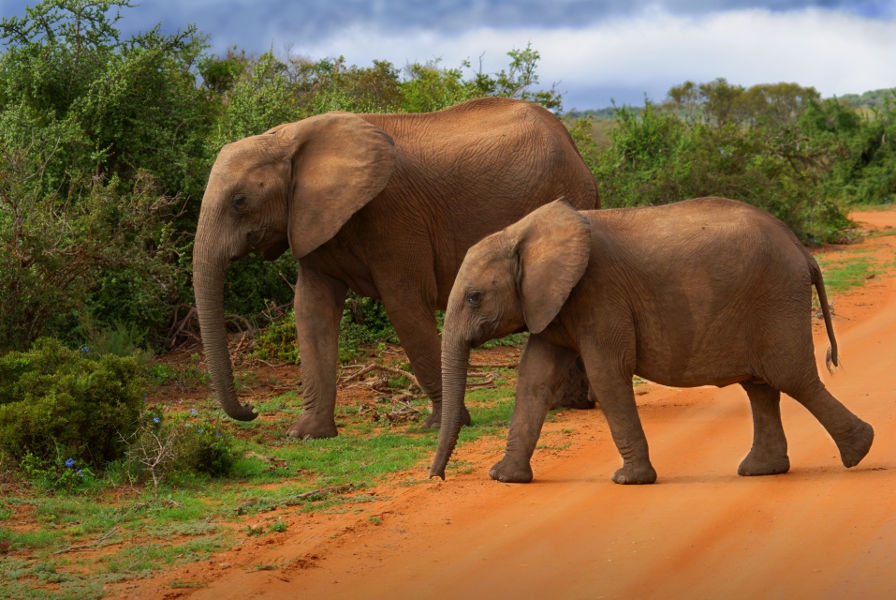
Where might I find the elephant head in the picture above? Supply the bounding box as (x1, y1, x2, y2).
(430, 198, 592, 478)
(193, 113, 396, 421)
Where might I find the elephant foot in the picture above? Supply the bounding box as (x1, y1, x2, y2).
(737, 450, 790, 476)
(611, 462, 657, 485)
(424, 404, 472, 429)
(489, 457, 533, 483)
(286, 415, 338, 440)
(836, 419, 874, 468)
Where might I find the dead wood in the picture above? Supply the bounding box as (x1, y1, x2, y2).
(53, 526, 120, 555)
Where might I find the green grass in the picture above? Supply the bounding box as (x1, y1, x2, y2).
(818, 253, 875, 294)
(847, 203, 895, 212)
(0, 358, 519, 597)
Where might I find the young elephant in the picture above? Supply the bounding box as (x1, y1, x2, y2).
(430, 197, 874, 484)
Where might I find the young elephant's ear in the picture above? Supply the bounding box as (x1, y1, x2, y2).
(276, 113, 396, 258)
(509, 198, 592, 334)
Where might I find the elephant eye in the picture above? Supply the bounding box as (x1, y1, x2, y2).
(231, 194, 247, 212)
(467, 292, 482, 307)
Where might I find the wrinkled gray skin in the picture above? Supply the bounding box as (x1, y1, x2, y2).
(193, 98, 599, 438)
(431, 197, 874, 484)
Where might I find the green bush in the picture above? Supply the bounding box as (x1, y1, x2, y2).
(0, 338, 146, 469)
(252, 295, 399, 364)
(251, 310, 300, 363)
(590, 93, 852, 241)
(125, 412, 237, 483)
(17, 452, 97, 491)
(176, 421, 236, 477)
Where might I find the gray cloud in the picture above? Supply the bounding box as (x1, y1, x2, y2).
(1, 1, 892, 109)
(1, 1, 893, 51)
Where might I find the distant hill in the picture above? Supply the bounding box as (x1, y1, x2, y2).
(566, 106, 638, 121)
(835, 88, 894, 110)
(567, 87, 894, 121)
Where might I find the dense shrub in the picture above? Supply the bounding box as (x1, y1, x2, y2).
(578, 80, 891, 241)
(177, 421, 236, 477)
(0, 338, 145, 468)
(0, 1, 564, 352)
(800, 96, 896, 206)
(252, 294, 400, 364)
(126, 412, 237, 481)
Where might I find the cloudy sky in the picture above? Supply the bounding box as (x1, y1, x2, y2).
(3, 0, 895, 110)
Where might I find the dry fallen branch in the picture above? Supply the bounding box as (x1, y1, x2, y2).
(53, 526, 120, 555)
(295, 484, 354, 500)
(339, 361, 420, 389)
(466, 373, 496, 391)
(235, 484, 355, 515)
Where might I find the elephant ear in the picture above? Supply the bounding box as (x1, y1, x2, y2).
(509, 198, 592, 334)
(276, 112, 396, 258)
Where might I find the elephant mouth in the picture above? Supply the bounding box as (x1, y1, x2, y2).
(245, 229, 289, 261)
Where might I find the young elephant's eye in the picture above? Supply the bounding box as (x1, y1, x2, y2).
(232, 194, 247, 211)
(467, 292, 482, 306)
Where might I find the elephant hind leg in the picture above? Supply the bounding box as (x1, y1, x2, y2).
(379, 291, 470, 429)
(783, 378, 873, 468)
(738, 382, 789, 476)
(551, 356, 597, 410)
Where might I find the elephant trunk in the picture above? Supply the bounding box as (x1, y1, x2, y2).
(193, 231, 258, 421)
(429, 330, 471, 480)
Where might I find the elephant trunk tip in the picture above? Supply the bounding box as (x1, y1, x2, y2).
(429, 466, 446, 481)
(224, 402, 259, 422)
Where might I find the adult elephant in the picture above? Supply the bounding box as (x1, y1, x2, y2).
(193, 97, 599, 438)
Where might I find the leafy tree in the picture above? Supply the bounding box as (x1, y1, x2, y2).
(0, 0, 208, 351)
(591, 94, 849, 241)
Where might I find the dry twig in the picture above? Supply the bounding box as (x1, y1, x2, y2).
(339, 361, 420, 389)
(53, 526, 120, 555)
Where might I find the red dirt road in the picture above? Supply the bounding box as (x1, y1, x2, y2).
(138, 211, 896, 600)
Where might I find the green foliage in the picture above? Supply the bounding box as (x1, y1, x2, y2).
(0, 1, 565, 351)
(0, 145, 182, 350)
(175, 420, 237, 478)
(252, 295, 399, 364)
(800, 93, 896, 206)
(0, 0, 206, 352)
(0, 338, 145, 469)
(338, 295, 398, 363)
(18, 452, 97, 491)
(124, 412, 237, 487)
(575, 81, 895, 242)
(268, 520, 288, 533)
(251, 310, 300, 363)
(587, 84, 854, 241)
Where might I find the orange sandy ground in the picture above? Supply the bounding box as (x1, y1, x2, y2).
(117, 210, 896, 600)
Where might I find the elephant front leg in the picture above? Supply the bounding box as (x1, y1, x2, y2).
(490, 336, 578, 483)
(582, 351, 656, 485)
(738, 381, 790, 476)
(286, 267, 347, 439)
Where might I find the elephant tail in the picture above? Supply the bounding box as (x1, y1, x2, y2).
(810, 259, 839, 372)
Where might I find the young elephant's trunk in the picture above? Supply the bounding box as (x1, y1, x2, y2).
(430, 333, 471, 479)
(193, 232, 258, 421)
